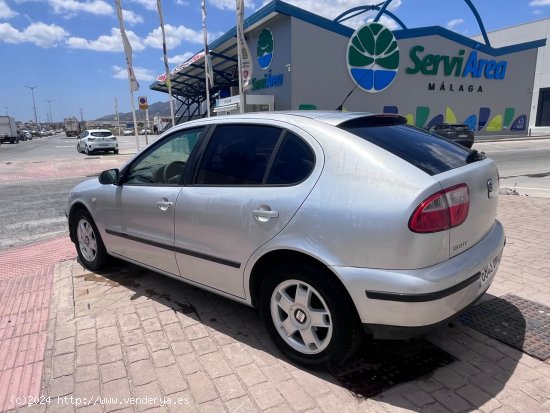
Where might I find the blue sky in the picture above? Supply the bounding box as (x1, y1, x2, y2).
(1, 0, 550, 123)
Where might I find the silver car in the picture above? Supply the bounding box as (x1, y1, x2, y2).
(67, 111, 504, 368)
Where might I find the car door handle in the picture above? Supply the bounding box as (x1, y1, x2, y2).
(252, 209, 279, 218)
(156, 201, 174, 211)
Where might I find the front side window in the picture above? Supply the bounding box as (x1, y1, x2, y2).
(125, 127, 204, 185)
(196, 124, 282, 185)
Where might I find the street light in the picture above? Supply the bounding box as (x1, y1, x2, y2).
(46, 99, 53, 125)
(25, 85, 38, 125)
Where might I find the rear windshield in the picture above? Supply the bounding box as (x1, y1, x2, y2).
(339, 121, 469, 176)
(90, 131, 112, 137)
(453, 125, 470, 131)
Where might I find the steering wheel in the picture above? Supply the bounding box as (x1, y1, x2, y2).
(163, 161, 186, 183)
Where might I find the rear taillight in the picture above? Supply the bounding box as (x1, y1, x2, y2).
(409, 184, 469, 233)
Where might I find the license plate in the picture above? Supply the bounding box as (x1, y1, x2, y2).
(480, 254, 501, 288)
(99, 143, 110, 146)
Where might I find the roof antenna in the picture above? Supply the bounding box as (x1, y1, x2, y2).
(335, 82, 360, 111)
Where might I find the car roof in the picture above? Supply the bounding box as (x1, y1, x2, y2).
(184, 110, 406, 127)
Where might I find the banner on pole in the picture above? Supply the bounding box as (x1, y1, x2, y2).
(236, 0, 252, 90)
(115, 0, 139, 92)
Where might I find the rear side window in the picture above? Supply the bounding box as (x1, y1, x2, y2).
(267, 132, 315, 184)
(196, 125, 282, 185)
(339, 121, 469, 176)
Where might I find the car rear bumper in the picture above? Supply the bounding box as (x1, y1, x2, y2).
(331, 219, 505, 339)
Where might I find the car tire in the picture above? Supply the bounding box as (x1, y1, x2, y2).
(259, 262, 362, 369)
(85, 146, 90, 155)
(71, 209, 110, 271)
(114, 149, 119, 154)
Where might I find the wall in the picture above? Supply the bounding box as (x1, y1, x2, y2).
(245, 14, 293, 111)
(288, 17, 539, 135)
(474, 19, 550, 135)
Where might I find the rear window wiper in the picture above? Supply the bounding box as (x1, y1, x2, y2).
(466, 149, 485, 163)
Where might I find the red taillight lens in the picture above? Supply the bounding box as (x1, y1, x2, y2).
(409, 184, 469, 233)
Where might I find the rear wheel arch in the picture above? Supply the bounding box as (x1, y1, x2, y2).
(249, 250, 356, 312)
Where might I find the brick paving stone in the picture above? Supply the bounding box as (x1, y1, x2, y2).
(176, 353, 202, 376)
(97, 326, 120, 349)
(126, 343, 150, 364)
(99, 360, 127, 383)
(101, 378, 132, 413)
(224, 396, 258, 413)
(52, 353, 75, 378)
(76, 343, 97, 366)
(118, 313, 141, 332)
(163, 324, 186, 343)
(75, 364, 99, 383)
(190, 337, 218, 356)
(187, 371, 218, 404)
(248, 382, 285, 410)
(197, 399, 225, 413)
(184, 324, 209, 341)
(432, 389, 473, 413)
(136, 306, 157, 321)
(98, 344, 123, 365)
(128, 359, 157, 386)
(142, 318, 162, 334)
(49, 375, 75, 398)
(213, 374, 246, 401)
(200, 352, 233, 379)
(222, 343, 252, 369)
(146, 331, 170, 352)
(261, 364, 292, 384)
(76, 328, 96, 346)
(122, 328, 145, 347)
(132, 382, 163, 412)
(275, 379, 316, 412)
(151, 348, 176, 368)
(156, 364, 188, 395)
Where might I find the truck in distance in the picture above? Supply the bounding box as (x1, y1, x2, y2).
(64, 117, 81, 138)
(0, 116, 19, 144)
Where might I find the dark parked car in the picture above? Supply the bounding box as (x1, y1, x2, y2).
(428, 123, 475, 148)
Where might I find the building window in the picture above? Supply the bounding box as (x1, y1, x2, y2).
(536, 88, 550, 126)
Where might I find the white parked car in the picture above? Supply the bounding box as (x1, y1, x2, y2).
(67, 111, 504, 368)
(77, 129, 119, 155)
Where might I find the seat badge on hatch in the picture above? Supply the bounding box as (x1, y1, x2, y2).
(487, 179, 494, 198)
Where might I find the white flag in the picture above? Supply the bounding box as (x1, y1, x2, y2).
(115, 0, 139, 91)
(202, 0, 214, 87)
(236, 0, 252, 89)
(156, 0, 172, 91)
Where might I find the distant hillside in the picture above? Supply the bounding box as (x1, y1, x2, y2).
(96, 101, 172, 121)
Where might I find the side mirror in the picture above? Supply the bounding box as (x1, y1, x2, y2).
(99, 168, 120, 185)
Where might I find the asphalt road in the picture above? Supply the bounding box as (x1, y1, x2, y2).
(475, 138, 550, 197)
(0, 133, 549, 250)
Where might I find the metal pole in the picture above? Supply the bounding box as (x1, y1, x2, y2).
(46, 99, 53, 125)
(25, 85, 38, 125)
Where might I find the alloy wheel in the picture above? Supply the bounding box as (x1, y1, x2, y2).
(77, 218, 98, 262)
(270, 279, 333, 354)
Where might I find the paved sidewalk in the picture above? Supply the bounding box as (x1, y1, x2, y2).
(1, 196, 550, 413)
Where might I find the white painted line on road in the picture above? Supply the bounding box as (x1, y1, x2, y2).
(56, 145, 75, 148)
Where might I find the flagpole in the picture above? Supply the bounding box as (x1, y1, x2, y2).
(115, 0, 140, 152)
(236, 0, 245, 113)
(156, 0, 175, 128)
(129, 85, 140, 151)
(202, 1, 211, 117)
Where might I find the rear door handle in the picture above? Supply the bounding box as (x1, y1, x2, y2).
(252, 210, 279, 218)
(156, 201, 174, 211)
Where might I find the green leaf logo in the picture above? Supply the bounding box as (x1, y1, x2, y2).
(257, 28, 274, 70)
(347, 23, 399, 93)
